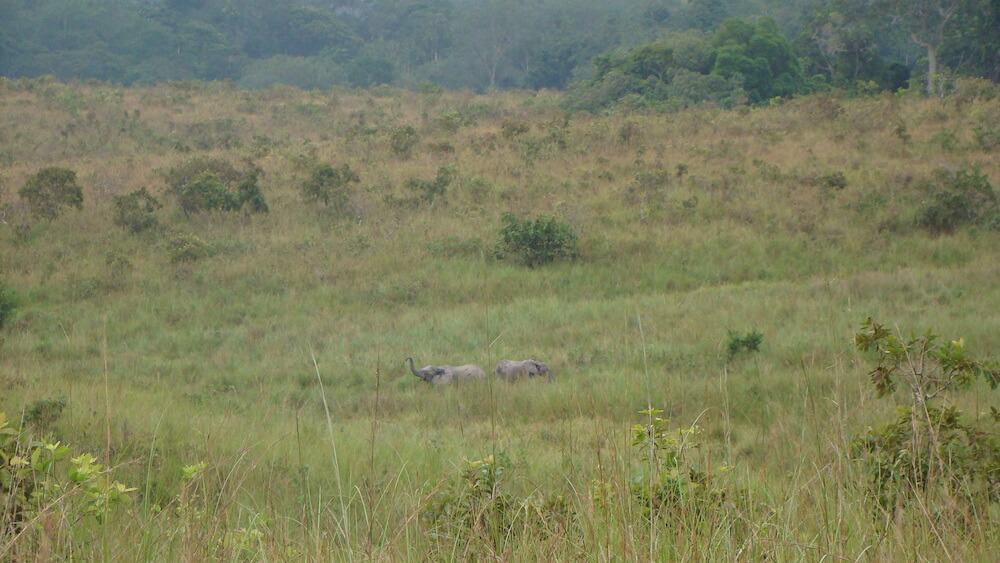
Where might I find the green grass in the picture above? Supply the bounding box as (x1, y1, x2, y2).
(1, 78, 999, 559)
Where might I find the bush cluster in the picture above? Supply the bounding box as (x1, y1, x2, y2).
(166, 158, 268, 216)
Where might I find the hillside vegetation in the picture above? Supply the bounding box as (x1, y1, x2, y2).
(1, 77, 999, 559)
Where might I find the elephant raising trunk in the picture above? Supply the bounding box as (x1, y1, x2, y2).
(407, 357, 485, 385)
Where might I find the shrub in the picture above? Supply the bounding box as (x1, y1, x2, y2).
(112, 188, 162, 233)
(389, 125, 419, 158)
(171, 172, 267, 216)
(164, 157, 242, 193)
(19, 167, 84, 220)
(0, 281, 17, 330)
(818, 171, 848, 190)
(236, 174, 269, 214)
(495, 213, 579, 267)
(105, 250, 134, 288)
(173, 173, 237, 215)
(300, 163, 360, 211)
(918, 167, 999, 233)
(726, 329, 763, 360)
(500, 119, 530, 139)
(627, 407, 748, 528)
(1, 412, 135, 531)
(853, 318, 999, 513)
(406, 166, 454, 205)
(167, 232, 212, 263)
(25, 398, 67, 428)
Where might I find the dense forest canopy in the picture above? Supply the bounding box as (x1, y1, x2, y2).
(0, 0, 997, 99)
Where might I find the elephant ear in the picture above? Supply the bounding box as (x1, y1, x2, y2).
(430, 367, 448, 378)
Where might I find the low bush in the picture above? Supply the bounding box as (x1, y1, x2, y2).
(19, 167, 84, 220)
(626, 407, 749, 530)
(112, 187, 162, 233)
(818, 171, 848, 190)
(726, 329, 763, 360)
(495, 213, 578, 267)
(167, 232, 212, 263)
(1, 412, 135, 532)
(300, 163, 360, 211)
(918, 167, 999, 233)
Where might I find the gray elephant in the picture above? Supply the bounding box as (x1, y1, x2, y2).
(407, 357, 486, 385)
(494, 359, 552, 382)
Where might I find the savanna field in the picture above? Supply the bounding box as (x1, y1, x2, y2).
(1, 77, 999, 560)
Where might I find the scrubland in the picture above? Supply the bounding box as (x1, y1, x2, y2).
(1, 78, 999, 560)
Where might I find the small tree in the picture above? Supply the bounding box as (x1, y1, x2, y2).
(495, 213, 579, 267)
(19, 167, 84, 220)
(300, 163, 360, 211)
(113, 188, 162, 233)
(165, 158, 267, 216)
(853, 317, 999, 512)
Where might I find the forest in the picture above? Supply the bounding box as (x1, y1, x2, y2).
(2, 0, 998, 98)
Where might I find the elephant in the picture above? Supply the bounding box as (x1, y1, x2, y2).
(406, 357, 485, 385)
(494, 359, 552, 382)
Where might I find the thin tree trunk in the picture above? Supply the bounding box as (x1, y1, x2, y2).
(926, 44, 939, 96)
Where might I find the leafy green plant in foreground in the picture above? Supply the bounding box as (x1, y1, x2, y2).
(1, 412, 135, 535)
(853, 318, 999, 514)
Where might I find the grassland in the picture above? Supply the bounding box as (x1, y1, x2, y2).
(1, 77, 999, 560)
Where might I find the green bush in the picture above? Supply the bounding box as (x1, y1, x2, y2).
(19, 167, 84, 220)
(0, 281, 17, 330)
(389, 125, 419, 158)
(406, 166, 454, 205)
(164, 157, 243, 193)
(300, 163, 360, 211)
(495, 213, 579, 267)
(726, 329, 763, 360)
(918, 167, 999, 233)
(112, 188, 162, 233)
(169, 170, 267, 216)
(164, 158, 267, 216)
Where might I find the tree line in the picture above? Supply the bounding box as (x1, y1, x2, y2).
(0, 0, 996, 98)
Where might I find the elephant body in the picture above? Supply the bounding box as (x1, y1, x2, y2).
(407, 358, 485, 385)
(494, 359, 552, 382)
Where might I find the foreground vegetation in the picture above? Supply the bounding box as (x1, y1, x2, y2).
(1, 77, 999, 560)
